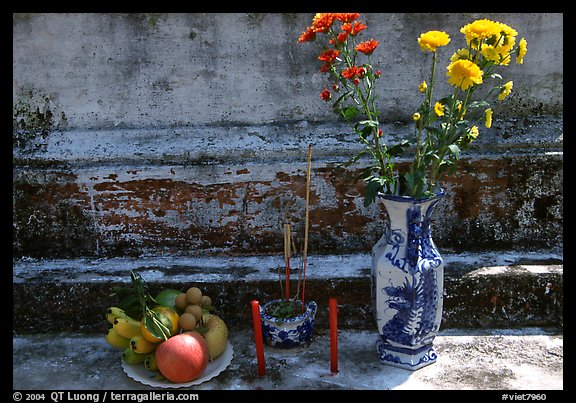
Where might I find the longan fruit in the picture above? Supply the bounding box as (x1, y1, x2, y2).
(186, 287, 203, 305)
(185, 304, 203, 321)
(200, 295, 212, 307)
(175, 293, 188, 311)
(179, 312, 197, 330)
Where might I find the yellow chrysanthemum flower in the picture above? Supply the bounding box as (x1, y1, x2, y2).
(450, 48, 471, 62)
(456, 101, 466, 119)
(516, 38, 527, 64)
(498, 81, 513, 101)
(434, 102, 445, 117)
(413, 112, 421, 121)
(447, 59, 483, 90)
(485, 108, 493, 128)
(419, 81, 427, 93)
(460, 19, 501, 46)
(418, 30, 451, 52)
(496, 21, 518, 43)
(469, 125, 479, 140)
(481, 43, 513, 66)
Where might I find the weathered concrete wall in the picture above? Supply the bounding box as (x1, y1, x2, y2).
(13, 13, 563, 129)
(13, 13, 563, 259)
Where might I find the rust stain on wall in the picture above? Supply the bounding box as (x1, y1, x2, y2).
(12, 154, 563, 258)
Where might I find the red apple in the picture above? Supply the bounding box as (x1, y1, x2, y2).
(155, 331, 209, 383)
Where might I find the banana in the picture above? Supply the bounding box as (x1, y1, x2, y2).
(106, 307, 132, 325)
(144, 351, 159, 372)
(202, 313, 229, 361)
(105, 327, 131, 350)
(122, 347, 147, 364)
(113, 317, 142, 339)
(130, 334, 157, 354)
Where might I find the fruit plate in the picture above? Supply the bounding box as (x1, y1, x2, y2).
(122, 342, 233, 388)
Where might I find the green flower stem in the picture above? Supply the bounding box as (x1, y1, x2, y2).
(331, 41, 393, 184)
(431, 77, 466, 187)
(410, 50, 438, 196)
(424, 51, 438, 150)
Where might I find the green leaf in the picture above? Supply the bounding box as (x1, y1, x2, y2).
(363, 176, 385, 207)
(388, 140, 410, 157)
(341, 149, 368, 168)
(455, 119, 469, 129)
(333, 91, 352, 108)
(143, 310, 171, 341)
(357, 125, 373, 140)
(448, 144, 461, 160)
(438, 96, 451, 105)
(342, 105, 359, 120)
(468, 100, 490, 109)
(195, 324, 209, 335)
(358, 119, 378, 127)
(425, 126, 444, 137)
(404, 170, 427, 199)
(117, 295, 142, 321)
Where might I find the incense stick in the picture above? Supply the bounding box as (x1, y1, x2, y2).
(284, 223, 291, 301)
(301, 144, 312, 312)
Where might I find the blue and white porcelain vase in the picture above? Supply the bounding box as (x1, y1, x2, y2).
(371, 189, 445, 370)
(260, 299, 317, 349)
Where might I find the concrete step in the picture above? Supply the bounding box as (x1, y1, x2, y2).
(12, 328, 563, 390)
(13, 249, 563, 334)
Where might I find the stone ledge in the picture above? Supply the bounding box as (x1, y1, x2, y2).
(13, 116, 563, 167)
(12, 250, 562, 333)
(12, 328, 563, 390)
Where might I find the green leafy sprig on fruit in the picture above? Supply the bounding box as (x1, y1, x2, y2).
(110, 270, 173, 342)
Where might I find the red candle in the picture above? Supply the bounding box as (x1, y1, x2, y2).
(329, 297, 339, 373)
(251, 300, 266, 377)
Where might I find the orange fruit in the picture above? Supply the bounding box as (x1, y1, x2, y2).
(141, 320, 164, 343)
(153, 306, 180, 336)
(140, 307, 180, 343)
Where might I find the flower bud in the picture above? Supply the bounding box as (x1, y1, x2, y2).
(320, 88, 332, 101)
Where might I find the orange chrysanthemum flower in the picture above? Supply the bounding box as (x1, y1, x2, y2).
(341, 66, 358, 79)
(330, 32, 348, 45)
(335, 13, 360, 23)
(318, 49, 340, 63)
(298, 27, 316, 43)
(341, 21, 367, 36)
(341, 66, 366, 80)
(356, 39, 379, 55)
(311, 13, 336, 33)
